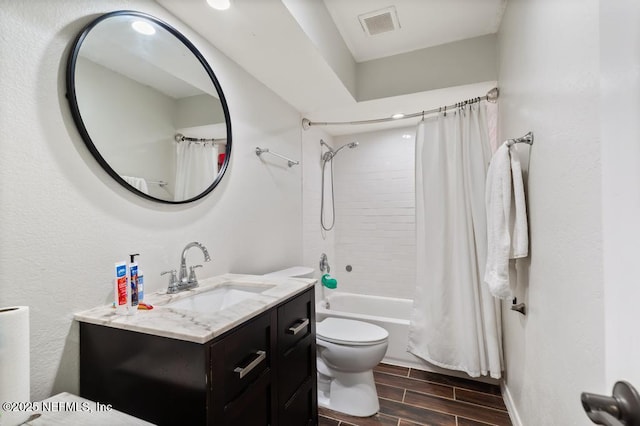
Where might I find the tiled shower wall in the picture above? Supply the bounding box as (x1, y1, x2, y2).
(330, 126, 417, 300)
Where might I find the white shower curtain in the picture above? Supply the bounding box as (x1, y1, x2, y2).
(408, 103, 503, 379)
(174, 142, 217, 201)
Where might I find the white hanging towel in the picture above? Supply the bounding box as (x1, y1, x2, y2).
(121, 175, 149, 195)
(484, 142, 529, 299)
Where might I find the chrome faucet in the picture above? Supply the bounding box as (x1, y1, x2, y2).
(178, 241, 211, 290)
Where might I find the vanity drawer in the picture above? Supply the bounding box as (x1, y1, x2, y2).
(278, 289, 314, 353)
(210, 311, 274, 405)
(279, 377, 316, 426)
(278, 334, 314, 405)
(222, 368, 273, 426)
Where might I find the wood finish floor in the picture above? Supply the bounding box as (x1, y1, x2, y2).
(319, 363, 512, 426)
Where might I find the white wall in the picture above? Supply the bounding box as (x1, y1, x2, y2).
(76, 57, 176, 198)
(332, 127, 416, 299)
(175, 94, 226, 129)
(497, 1, 604, 425)
(281, 0, 357, 99)
(357, 35, 497, 101)
(600, 0, 640, 390)
(0, 0, 302, 400)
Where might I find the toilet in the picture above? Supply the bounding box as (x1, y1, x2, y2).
(316, 318, 388, 417)
(263, 266, 390, 418)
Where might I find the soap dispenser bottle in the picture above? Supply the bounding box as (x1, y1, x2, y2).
(128, 253, 140, 315)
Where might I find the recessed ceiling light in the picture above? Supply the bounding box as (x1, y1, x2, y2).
(402, 134, 412, 139)
(131, 20, 155, 35)
(207, 0, 231, 10)
(391, 113, 405, 119)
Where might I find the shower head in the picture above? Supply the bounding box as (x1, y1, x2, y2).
(321, 140, 358, 163)
(333, 141, 359, 156)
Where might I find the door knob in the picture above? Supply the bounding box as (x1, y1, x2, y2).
(582, 381, 640, 425)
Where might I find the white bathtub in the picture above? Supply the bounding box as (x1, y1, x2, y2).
(315, 291, 424, 369)
(316, 291, 496, 382)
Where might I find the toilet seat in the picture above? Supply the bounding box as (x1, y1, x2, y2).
(316, 318, 388, 346)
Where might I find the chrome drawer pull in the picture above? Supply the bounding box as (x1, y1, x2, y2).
(234, 350, 266, 379)
(287, 318, 309, 335)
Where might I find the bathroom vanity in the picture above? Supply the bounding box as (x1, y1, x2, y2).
(75, 274, 317, 426)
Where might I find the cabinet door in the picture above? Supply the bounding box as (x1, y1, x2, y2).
(210, 311, 277, 425)
(80, 323, 207, 426)
(277, 288, 317, 425)
(279, 378, 315, 426)
(223, 369, 273, 426)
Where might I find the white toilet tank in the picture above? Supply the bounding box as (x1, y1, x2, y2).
(262, 266, 314, 278)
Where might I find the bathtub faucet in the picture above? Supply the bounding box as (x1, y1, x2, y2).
(319, 253, 330, 273)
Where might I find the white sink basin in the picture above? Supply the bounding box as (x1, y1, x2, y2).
(164, 283, 275, 314)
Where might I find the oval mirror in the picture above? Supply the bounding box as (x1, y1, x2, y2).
(66, 10, 232, 203)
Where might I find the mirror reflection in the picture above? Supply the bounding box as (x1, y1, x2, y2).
(67, 11, 231, 203)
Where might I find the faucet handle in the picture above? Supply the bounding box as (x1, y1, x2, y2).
(188, 265, 203, 287)
(161, 270, 179, 294)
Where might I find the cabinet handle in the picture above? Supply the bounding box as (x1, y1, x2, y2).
(287, 318, 309, 335)
(234, 350, 266, 379)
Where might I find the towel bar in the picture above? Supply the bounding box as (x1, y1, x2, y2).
(255, 147, 299, 167)
(506, 131, 534, 147)
(511, 298, 526, 315)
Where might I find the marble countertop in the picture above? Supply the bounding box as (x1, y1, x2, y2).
(74, 273, 316, 344)
(23, 392, 154, 425)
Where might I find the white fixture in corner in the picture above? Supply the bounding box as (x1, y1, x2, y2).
(131, 20, 155, 35)
(206, 0, 231, 10)
(391, 113, 405, 119)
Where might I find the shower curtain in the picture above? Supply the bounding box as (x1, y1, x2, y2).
(174, 142, 217, 201)
(408, 103, 503, 379)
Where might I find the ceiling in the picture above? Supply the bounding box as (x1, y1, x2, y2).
(157, 0, 506, 135)
(324, 0, 506, 62)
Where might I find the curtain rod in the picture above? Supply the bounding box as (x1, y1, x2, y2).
(302, 87, 499, 130)
(174, 133, 226, 145)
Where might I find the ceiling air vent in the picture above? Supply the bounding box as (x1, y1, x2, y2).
(358, 6, 400, 36)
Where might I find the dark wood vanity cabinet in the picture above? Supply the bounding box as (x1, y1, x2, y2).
(277, 290, 317, 425)
(80, 287, 317, 426)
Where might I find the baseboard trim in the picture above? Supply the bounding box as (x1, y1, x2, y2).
(501, 381, 524, 426)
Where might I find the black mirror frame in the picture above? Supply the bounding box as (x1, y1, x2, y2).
(66, 10, 232, 204)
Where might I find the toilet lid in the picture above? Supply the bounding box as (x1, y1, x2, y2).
(316, 318, 388, 346)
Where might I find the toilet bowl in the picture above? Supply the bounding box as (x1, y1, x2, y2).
(262, 266, 389, 417)
(316, 317, 389, 417)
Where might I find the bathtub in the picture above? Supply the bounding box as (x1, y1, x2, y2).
(316, 291, 495, 382)
(315, 291, 424, 369)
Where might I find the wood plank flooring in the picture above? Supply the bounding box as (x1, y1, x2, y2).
(318, 363, 512, 426)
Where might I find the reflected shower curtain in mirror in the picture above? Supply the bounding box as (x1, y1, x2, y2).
(408, 103, 503, 378)
(174, 142, 217, 201)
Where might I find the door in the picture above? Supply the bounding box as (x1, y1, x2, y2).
(597, 0, 640, 423)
